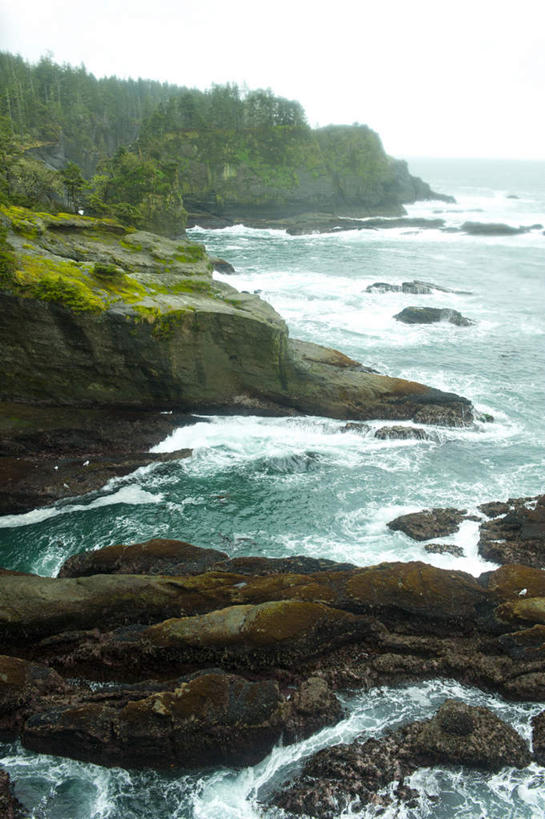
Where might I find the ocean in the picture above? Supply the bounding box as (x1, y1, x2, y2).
(1, 157, 545, 817)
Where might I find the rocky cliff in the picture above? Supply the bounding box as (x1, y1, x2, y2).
(0, 204, 470, 424)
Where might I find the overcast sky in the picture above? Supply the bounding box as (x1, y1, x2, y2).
(1, 0, 544, 159)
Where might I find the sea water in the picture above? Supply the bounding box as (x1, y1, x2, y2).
(1, 158, 544, 817)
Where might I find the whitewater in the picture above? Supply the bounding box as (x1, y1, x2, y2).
(1, 157, 545, 817)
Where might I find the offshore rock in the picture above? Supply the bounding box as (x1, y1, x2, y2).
(394, 306, 474, 326)
(366, 279, 471, 295)
(460, 221, 537, 236)
(21, 670, 341, 769)
(387, 508, 468, 541)
(0, 207, 473, 429)
(478, 495, 545, 567)
(272, 699, 530, 817)
(374, 425, 434, 441)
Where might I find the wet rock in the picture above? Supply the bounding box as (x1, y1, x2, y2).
(366, 280, 471, 295)
(37, 601, 377, 680)
(375, 425, 434, 441)
(460, 221, 535, 236)
(21, 670, 341, 769)
(478, 495, 545, 567)
(531, 711, 545, 764)
(394, 307, 474, 326)
(0, 403, 195, 515)
(479, 500, 511, 518)
(0, 655, 72, 740)
(340, 421, 371, 433)
(210, 257, 236, 274)
(0, 770, 25, 819)
(424, 543, 464, 557)
(59, 538, 228, 578)
(388, 508, 467, 541)
(0, 560, 491, 646)
(272, 699, 530, 817)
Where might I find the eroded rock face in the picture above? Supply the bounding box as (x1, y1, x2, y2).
(478, 495, 545, 567)
(0, 770, 25, 819)
(21, 670, 341, 769)
(0, 655, 72, 740)
(387, 508, 467, 541)
(272, 700, 531, 817)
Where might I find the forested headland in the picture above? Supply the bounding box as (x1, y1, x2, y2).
(0, 52, 437, 236)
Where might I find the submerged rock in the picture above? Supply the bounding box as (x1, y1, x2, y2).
(394, 306, 474, 326)
(272, 699, 530, 817)
(460, 221, 540, 236)
(387, 508, 468, 541)
(375, 425, 434, 441)
(424, 543, 464, 557)
(366, 279, 471, 295)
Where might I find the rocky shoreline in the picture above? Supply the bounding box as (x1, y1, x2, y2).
(1, 492, 545, 815)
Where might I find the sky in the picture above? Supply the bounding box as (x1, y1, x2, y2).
(1, 0, 544, 160)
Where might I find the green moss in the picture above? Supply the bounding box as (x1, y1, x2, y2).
(175, 243, 207, 263)
(13, 256, 106, 312)
(120, 239, 143, 252)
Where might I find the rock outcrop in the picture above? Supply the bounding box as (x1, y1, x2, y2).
(394, 307, 474, 326)
(5, 540, 545, 774)
(479, 495, 545, 567)
(273, 700, 531, 817)
(0, 206, 473, 424)
(387, 508, 468, 540)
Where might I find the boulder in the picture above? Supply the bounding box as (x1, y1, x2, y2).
(272, 699, 530, 817)
(388, 508, 467, 541)
(478, 495, 545, 567)
(532, 710, 545, 764)
(394, 307, 474, 326)
(210, 257, 236, 274)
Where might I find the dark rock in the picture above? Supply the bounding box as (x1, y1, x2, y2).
(367, 279, 471, 295)
(59, 538, 228, 578)
(0, 655, 72, 740)
(478, 495, 545, 567)
(21, 670, 342, 769)
(272, 699, 530, 817)
(210, 257, 236, 274)
(340, 422, 370, 433)
(35, 601, 377, 681)
(375, 425, 434, 441)
(394, 307, 474, 326)
(507, 194, 520, 199)
(479, 500, 511, 518)
(424, 543, 464, 557)
(461, 221, 532, 236)
(388, 508, 467, 541)
(0, 770, 25, 819)
(532, 711, 545, 764)
(0, 403, 194, 516)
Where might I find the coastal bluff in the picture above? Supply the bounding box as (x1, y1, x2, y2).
(0, 205, 471, 424)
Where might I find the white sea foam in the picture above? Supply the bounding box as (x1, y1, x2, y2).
(0, 485, 164, 529)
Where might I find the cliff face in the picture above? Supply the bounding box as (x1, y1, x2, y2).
(0, 205, 470, 424)
(146, 124, 444, 222)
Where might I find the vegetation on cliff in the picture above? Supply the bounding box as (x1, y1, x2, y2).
(0, 52, 440, 232)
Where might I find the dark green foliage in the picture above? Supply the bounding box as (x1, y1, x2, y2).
(60, 162, 86, 212)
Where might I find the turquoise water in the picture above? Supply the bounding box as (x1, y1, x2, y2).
(1, 159, 545, 817)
